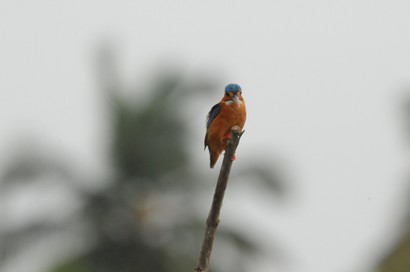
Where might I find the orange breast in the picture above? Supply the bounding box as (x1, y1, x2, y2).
(206, 101, 246, 167)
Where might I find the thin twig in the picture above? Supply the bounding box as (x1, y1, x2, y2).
(194, 126, 244, 272)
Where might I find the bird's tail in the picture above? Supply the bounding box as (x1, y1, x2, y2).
(209, 152, 219, 169)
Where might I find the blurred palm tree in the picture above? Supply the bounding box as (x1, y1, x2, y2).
(0, 47, 286, 272)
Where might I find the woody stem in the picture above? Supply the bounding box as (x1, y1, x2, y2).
(194, 126, 244, 272)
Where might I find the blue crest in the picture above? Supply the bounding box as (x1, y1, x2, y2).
(225, 83, 242, 93)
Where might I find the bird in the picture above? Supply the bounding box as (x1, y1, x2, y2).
(204, 83, 246, 168)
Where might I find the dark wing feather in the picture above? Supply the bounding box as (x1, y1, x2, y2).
(204, 103, 221, 150)
(206, 103, 221, 129)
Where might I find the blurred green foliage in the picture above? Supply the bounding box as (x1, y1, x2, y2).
(377, 233, 410, 272)
(112, 75, 188, 180)
(375, 98, 410, 272)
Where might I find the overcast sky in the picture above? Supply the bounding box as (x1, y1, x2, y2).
(1, 1, 410, 272)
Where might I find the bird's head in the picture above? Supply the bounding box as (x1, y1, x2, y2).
(223, 83, 244, 106)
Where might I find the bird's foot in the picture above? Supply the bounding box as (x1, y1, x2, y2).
(232, 154, 236, 161)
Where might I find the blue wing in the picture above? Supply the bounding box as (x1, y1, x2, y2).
(206, 103, 221, 129)
(204, 103, 221, 150)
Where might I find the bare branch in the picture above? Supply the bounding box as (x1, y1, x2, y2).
(194, 126, 244, 272)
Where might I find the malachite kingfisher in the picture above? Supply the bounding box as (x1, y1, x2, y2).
(204, 83, 247, 168)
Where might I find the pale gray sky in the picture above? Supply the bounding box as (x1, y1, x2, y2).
(1, 1, 410, 272)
